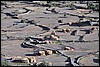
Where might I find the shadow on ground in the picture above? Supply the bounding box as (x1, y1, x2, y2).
(93, 59, 99, 63)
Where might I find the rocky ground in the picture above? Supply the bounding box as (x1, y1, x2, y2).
(1, 1, 99, 66)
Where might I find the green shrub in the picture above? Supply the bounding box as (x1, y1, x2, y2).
(1, 60, 11, 66)
(21, 19, 28, 23)
(94, 4, 99, 11)
(87, 1, 99, 11)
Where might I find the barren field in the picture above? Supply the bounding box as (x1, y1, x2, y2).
(1, 1, 99, 66)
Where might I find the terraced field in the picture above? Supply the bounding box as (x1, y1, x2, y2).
(1, 1, 99, 66)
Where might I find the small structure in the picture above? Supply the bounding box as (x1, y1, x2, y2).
(26, 56, 36, 63)
(45, 50, 53, 55)
(36, 61, 53, 66)
(22, 57, 29, 63)
(44, 31, 59, 40)
(50, 35, 59, 40)
(51, 31, 56, 35)
(64, 46, 75, 51)
(36, 62, 44, 66)
(38, 51, 45, 56)
(62, 28, 70, 33)
(45, 40, 52, 44)
(11, 56, 36, 63)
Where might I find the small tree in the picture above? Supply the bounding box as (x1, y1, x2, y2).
(87, 1, 95, 9)
(94, 4, 99, 11)
(87, 1, 99, 11)
(70, 3, 76, 10)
